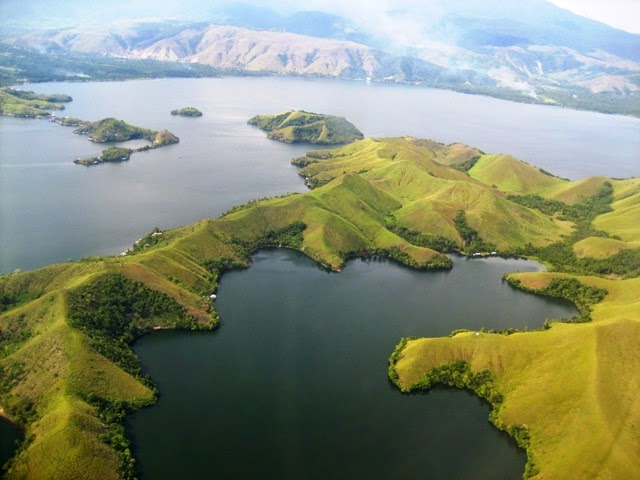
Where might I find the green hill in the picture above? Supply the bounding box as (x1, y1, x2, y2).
(0, 88, 71, 118)
(1, 137, 639, 480)
(248, 110, 363, 144)
(391, 272, 640, 480)
(74, 118, 157, 143)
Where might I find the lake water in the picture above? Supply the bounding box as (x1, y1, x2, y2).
(0, 77, 635, 477)
(1, 77, 639, 273)
(129, 250, 577, 479)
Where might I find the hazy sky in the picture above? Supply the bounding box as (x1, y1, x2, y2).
(2, 0, 639, 35)
(547, 0, 640, 33)
(272, 0, 640, 34)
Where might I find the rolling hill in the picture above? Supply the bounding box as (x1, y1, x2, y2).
(1, 136, 639, 479)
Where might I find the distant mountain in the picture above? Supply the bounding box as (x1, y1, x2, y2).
(2, 0, 639, 114)
(4, 22, 489, 87)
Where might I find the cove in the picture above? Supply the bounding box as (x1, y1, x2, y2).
(0, 417, 22, 471)
(128, 250, 577, 479)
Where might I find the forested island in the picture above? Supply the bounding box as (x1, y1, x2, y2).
(171, 107, 202, 117)
(248, 110, 364, 144)
(72, 118, 179, 165)
(1, 134, 640, 479)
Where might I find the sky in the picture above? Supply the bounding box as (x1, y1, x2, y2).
(547, 0, 640, 33)
(2, 0, 639, 35)
(272, 0, 640, 34)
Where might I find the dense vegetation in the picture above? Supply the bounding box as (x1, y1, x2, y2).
(506, 276, 607, 322)
(67, 273, 198, 378)
(170, 107, 202, 117)
(100, 147, 132, 163)
(248, 110, 364, 144)
(453, 210, 496, 253)
(0, 44, 240, 87)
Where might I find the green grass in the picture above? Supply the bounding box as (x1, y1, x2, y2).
(573, 237, 640, 259)
(0, 88, 70, 117)
(1, 136, 639, 479)
(248, 110, 363, 144)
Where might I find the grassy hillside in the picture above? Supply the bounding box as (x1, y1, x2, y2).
(295, 137, 571, 250)
(391, 272, 640, 479)
(248, 110, 363, 144)
(0, 88, 71, 117)
(1, 136, 638, 479)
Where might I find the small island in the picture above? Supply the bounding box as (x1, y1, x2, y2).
(171, 107, 202, 117)
(248, 110, 363, 145)
(71, 118, 179, 166)
(74, 147, 132, 165)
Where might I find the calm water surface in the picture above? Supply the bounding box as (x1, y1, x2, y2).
(129, 251, 577, 479)
(2, 77, 638, 273)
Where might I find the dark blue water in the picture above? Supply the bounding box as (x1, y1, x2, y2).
(129, 251, 577, 479)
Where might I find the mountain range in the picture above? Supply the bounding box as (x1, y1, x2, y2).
(1, 1, 639, 111)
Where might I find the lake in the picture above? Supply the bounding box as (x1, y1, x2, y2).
(1, 77, 638, 273)
(0, 76, 636, 477)
(129, 250, 577, 479)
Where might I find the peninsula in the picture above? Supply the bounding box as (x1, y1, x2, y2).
(248, 110, 363, 144)
(1, 137, 639, 480)
(0, 88, 72, 117)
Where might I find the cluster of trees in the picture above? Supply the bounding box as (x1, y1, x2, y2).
(388, 225, 458, 253)
(506, 276, 607, 323)
(511, 183, 640, 277)
(453, 210, 496, 253)
(67, 273, 197, 378)
(232, 222, 307, 257)
(170, 107, 202, 117)
(451, 156, 481, 173)
(508, 181, 614, 223)
(84, 394, 148, 480)
(99, 146, 132, 163)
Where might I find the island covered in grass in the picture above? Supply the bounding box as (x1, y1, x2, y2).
(0, 87, 72, 117)
(171, 107, 202, 117)
(248, 110, 363, 145)
(1, 136, 640, 479)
